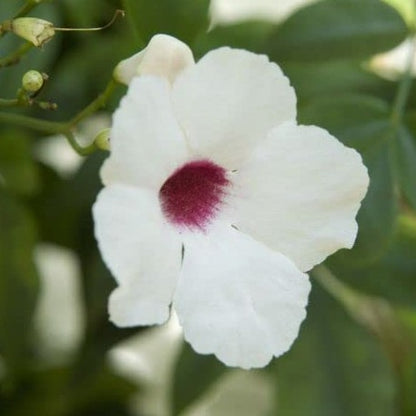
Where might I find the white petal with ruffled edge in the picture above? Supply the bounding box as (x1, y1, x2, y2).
(101, 76, 189, 189)
(174, 225, 310, 369)
(228, 122, 369, 272)
(172, 47, 296, 169)
(93, 184, 182, 326)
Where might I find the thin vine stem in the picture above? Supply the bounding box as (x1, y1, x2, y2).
(0, 98, 19, 107)
(65, 79, 117, 129)
(0, 79, 119, 155)
(0, 42, 33, 68)
(13, 0, 44, 19)
(64, 131, 98, 156)
(391, 35, 416, 127)
(0, 112, 63, 133)
(391, 0, 416, 129)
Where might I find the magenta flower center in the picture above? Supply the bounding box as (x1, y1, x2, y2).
(159, 160, 230, 230)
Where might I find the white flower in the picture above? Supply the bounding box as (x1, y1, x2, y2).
(210, 0, 314, 25)
(93, 41, 369, 369)
(113, 34, 194, 85)
(371, 39, 416, 79)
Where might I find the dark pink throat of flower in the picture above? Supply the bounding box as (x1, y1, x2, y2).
(159, 160, 229, 230)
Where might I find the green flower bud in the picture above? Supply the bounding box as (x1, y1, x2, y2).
(94, 128, 111, 151)
(6, 17, 55, 47)
(22, 70, 44, 93)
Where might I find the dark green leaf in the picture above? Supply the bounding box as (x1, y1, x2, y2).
(31, 153, 105, 250)
(327, 215, 416, 307)
(348, 142, 398, 263)
(272, 284, 396, 415)
(172, 342, 228, 415)
(0, 191, 39, 372)
(0, 130, 40, 196)
(194, 21, 274, 57)
(299, 94, 391, 152)
(397, 307, 416, 415)
(0, 365, 136, 416)
(282, 61, 394, 104)
(266, 0, 407, 62)
(122, 0, 210, 45)
(71, 253, 139, 385)
(300, 94, 398, 264)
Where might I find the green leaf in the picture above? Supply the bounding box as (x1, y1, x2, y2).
(327, 215, 416, 307)
(266, 0, 408, 62)
(194, 21, 274, 57)
(0, 130, 40, 196)
(397, 307, 416, 415)
(122, 0, 210, 45)
(282, 61, 394, 104)
(31, 153, 105, 250)
(71, 254, 139, 384)
(272, 284, 396, 415)
(0, 365, 137, 416)
(0, 191, 39, 372)
(350, 142, 398, 263)
(393, 127, 416, 210)
(300, 95, 398, 264)
(172, 342, 228, 416)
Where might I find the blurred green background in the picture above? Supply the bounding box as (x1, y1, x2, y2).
(0, 0, 415, 415)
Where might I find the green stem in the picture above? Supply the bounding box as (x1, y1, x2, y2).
(14, 0, 45, 19)
(391, 36, 416, 127)
(0, 112, 62, 133)
(312, 265, 360, 314)
(0, 79, 118, 156)
(0, 42, 33, 68)
(121, 0, 146, 48)
(65, 79, 117, 128)
(0, 98, 19, 108)
(64, 131, 97, 156)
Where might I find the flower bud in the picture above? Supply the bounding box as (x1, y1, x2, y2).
(94, 128, 111, 151)
(5, 17, 55, 47)
(22, 70, 44, 93)
(113, 34, 195, 85)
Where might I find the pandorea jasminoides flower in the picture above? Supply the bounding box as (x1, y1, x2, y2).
(93, 40, 369, 369)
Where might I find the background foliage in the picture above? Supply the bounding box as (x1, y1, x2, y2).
(0, 0, 415, 415)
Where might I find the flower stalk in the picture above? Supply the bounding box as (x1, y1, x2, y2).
(0, 78, 118, 155)
(0, 42, 33, 68)
(391, 35, 416, 127)
(13, 0, 47, 20)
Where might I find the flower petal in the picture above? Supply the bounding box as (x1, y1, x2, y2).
(114, 34, 195, 85)
(174, 225, 310, 369)
(229, 122, 369, 272)
(102, 76, 189, 189)
(93, 185, 182, 326)
(113, 49, 145, 86)
(172, 47, 296, 169)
